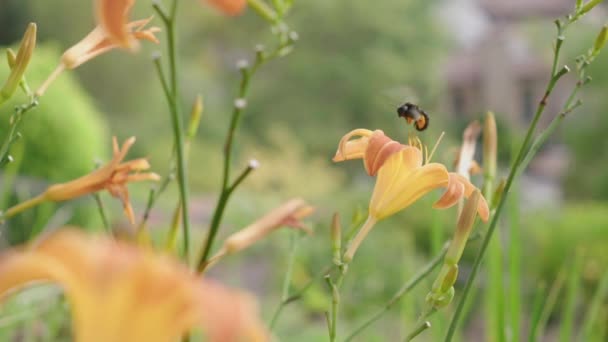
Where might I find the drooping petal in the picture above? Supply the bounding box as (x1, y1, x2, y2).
(434, 173, 490, 222)
(333, 129, 374, 162)
(369, 149, 449, 220)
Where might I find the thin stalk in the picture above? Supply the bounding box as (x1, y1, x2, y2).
(444, 22, 573, 341)
(532, 269, 567, 341)
(507, 188, 521, 341)
(344, 243, 449, 342)
(405, 321, 431, 342)
(559, 254, 582, 342)
(0, 99, 38, 166)
(92, 193, 111, 234)
(579, 272, 608, 340)
(2, 193, 46, 219)
(153, 0, 192, 261)
(269, 264, 333, 332)
(528, 283, 547, 342)
(196, 37, 294, 271)
(268, 231, 300, 330)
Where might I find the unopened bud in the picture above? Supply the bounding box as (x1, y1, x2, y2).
(187, 95, 203, 140)
(234, 98, 247, 109)
(6, 49, 17, 68)
(426, 286, 455, 309)
(592, 25, 608, 58)
(331, 212, 342, 265)
(445, 190, 481, 265)
(1, 23, 36, 102)
(236, 59, 249, 70)
(221, 199, 312, 255)
(580, 0, 604, 15)
(431, 263, 459, 294)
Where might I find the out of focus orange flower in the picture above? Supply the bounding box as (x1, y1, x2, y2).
(205, 0, 247, 15)
(35, 16, 160, 96)
(0, 229, 269, 342)
(95, 0, 137, 49)
(203, 198, 313, 271)
(3, 137, 159, 225)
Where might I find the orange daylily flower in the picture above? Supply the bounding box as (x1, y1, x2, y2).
(44, 137, 160, 224)
(205, 0, 247, 15)
(96, 0, 137, 49)
(203, 198, 313, 271)
(0, 229, 269, 342)
(333, 129, 489, 262)
(35, 18, 160, 96)
(3, 137, 159, 224)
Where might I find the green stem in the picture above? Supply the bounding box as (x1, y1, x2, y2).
(444, 35, 571, 341)
(196, 37, 293, 272)
(344, 243, 449, 342)
(269, 264, 332, 331)
(93, 193, 111, 234)
(269, 231, 299, 330)
(405, 321, 431, 342)
(154, 0, 192, 261)
(0, 99, 38, 167)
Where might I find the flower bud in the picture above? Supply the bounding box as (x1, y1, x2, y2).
(6, 49, 17, 68)
(580, 0, 604, 15)
(220, 199, 313, 255)
(1, 23, 36, 102)
(187, 95, 203, 140)
(592, 25, 608, 58)
(331, 212, 342, 265)
(445, 190, 481, 265)
(426, 286, 455, 309)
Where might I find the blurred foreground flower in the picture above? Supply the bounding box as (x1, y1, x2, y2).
(0, 229, 268, 342)
(333, 129, 489, 262)
(202, 198, 313, 272)
(3, 137, 159, 225)
(36, 15, 160, 96)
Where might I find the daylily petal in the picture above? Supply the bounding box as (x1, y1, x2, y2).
(434, 173, 490, 222)
(333, 129, 374, 162)
(96, 0, 137, 49)
(364, 132, 404, 176)
(206, 0, 248, 15)
(370, 149, 449, 220)
(432, 174, 465, 209)
(39, 137, 158, 224)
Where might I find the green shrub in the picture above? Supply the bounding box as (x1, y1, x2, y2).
(0, 43, 108, 243)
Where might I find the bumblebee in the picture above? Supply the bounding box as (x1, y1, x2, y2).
(397, 102, 429, 131)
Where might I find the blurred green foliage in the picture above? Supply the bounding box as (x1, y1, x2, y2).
(0, 1, 606, 340)
(0, 44, 108, 243)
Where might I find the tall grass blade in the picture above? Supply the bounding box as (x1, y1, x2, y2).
(578, 271, 608, 340)
(558, 255, 582, 342)
(507, 186, 521, 341)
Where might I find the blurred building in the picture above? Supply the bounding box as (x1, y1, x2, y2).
(439, 0, 575, 208)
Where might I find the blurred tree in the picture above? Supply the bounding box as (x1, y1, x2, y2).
(0, 0, 30, 45)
